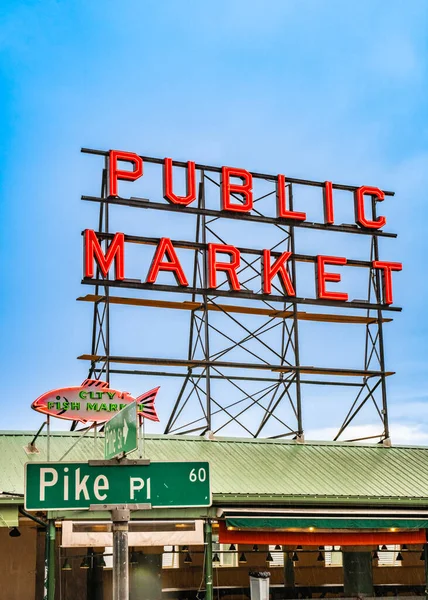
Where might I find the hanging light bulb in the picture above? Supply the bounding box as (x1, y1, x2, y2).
(184, 552, 192, 564)
(229, 544, 236, 551)
(252, 545, 259, 552)
(239, 552, 247, 563)
(9, 527, 21, 538)
(80, 556, 91, 569)
(266, 551, 273, 562)
(61, 558, 72, 571)
(213, 553, 220, 563)
(317, 551, 324, 562)
(372, 551, 379, 560)
(274, 544, 282, 551)
(396, 552, 403, 561)
(292, 552, 299, 562)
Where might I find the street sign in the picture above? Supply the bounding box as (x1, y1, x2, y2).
(104, 402, 137, 459)
(25, 461, 211, 510)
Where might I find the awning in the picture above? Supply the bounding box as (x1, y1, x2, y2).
(226, 517, 428, 530)
(0, 505, 19, 528)
(219, 521, 426, 546)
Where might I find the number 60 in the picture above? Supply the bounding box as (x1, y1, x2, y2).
(189, 468, 207, 482)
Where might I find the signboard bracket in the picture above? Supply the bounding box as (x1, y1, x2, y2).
(88, 458, 150, 467)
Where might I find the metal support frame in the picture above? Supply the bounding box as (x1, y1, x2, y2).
(80, 149, 399, 442)
(204, 520, 213, 600)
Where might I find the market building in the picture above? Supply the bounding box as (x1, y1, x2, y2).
(2, 431, 428, 599)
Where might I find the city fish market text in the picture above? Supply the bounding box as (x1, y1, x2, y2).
(31, 379, 160, 424)
(83, 150, 402, 307)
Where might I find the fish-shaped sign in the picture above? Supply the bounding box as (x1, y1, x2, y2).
(32, 379, 160, 424)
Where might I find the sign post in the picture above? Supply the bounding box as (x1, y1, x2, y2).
(111, 507, 130, 600)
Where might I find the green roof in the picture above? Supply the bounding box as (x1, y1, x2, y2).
(2, 432, 428, 506)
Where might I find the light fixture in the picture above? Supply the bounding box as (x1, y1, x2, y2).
(372, 551, 378, 560)
(184, 552, 192, 564)
(309, 527, 315, 531)
(80, 556, 91, 569)
(130, 550, 138, 565)
(213, 553, 220, 563)
(97, 555, 106, 568)
(292, 552, 299, 562)
(274, 544, 281, 551)
(396, 552, 403, 561)
(252, 545, 259, 552)
(61, 558, 72, 571)
(9, 527, 21, 538)
(317, 551, 324, 562)
(266, 552, 273, 562)
(239, 552, 247, 563)
(390, 527, 397, 532)
(229, 544, 236, 551)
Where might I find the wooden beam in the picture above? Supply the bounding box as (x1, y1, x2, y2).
(77, 294, 392, 325)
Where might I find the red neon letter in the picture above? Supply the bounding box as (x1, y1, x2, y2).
(221, 167, 253, 213)
(354, 186, 386, 229)
(163, 158, 197, 206)
(84, 229, 125, 280)
(316, 255, 348, 301)
(146, 238, 188, 286)
(323, 181, 334, 224)
(109, 150, 143, 197)
(373, 261, 402, 305)
(262, 250, 295, 295)
(208, 244, 241, 290)
(276, 174, 306, 221)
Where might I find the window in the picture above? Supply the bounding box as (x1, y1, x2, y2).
(268, 545, 284, 567)
(325, 546, 342, 567)
(378, 545, 402, 567)
(212, 541, 238, 567)
(162, 545, 179, 569)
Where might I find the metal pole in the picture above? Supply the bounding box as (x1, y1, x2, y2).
(204, 520, 213, 600)
(424, 542, 428, 600)
(46, 520, 55, 600)
(112, 508, 130, 600)
(47, 415, 50, 462)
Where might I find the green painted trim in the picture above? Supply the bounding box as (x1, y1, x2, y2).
(47, 506, 219, 520)
(226, 517, 428, 530)
(0, 505, 18, 527)
(213, 494, 428, 506)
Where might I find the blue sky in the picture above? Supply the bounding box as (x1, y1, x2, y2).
(0, 0, 427, 443)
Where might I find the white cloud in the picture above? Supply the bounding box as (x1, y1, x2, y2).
(306, 422, 428, 446)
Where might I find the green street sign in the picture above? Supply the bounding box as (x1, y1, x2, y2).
(104, 402, 137, 459)
(25, 461, 211, 510)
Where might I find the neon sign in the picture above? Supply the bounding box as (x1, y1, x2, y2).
(83, 150, 402, 306)
(32, 379, 159, 424)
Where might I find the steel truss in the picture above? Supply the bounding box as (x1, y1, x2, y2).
(78, 149, 400, 442)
